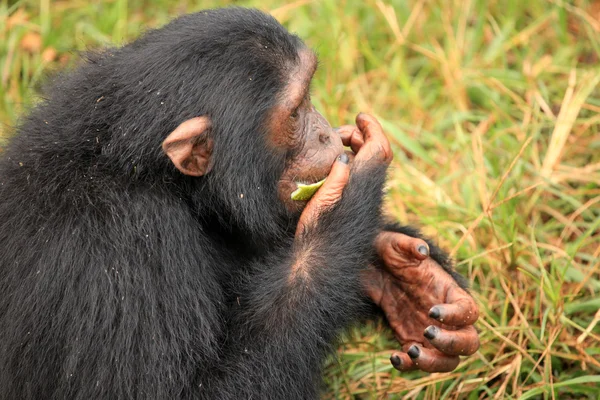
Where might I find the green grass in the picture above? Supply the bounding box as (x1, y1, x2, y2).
(2, 0, 600, 398)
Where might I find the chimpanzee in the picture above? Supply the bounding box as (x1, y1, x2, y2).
(0, 8, 479, 400)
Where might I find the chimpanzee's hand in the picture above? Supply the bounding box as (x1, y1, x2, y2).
(361, 232, 480, 372)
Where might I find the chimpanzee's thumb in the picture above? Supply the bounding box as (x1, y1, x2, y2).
(296, 153, 350, 237)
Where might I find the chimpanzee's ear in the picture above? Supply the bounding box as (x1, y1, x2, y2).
(162, 116, 213, 176)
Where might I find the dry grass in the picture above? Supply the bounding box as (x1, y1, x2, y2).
(1, 0, 599, 398)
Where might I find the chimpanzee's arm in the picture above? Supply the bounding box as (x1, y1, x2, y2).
(200, 165, 387, 399)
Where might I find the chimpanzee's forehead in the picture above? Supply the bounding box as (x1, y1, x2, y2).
(302, 49, 318, 77)
(285, 49, 317, 104)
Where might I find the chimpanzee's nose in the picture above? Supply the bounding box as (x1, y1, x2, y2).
(319, 132, 331, 145)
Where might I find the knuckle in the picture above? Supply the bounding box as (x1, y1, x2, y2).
(468, 341, 480, 355)
(326, 170, 349, 183)
(457, 300, 479, 323)
(328, 181, 349, 193)
(472, 337, 481, 353)
(351, 131, 364, 145)
(375, 143, 391, 162)
(470, 306, 480, 322)
(315, 192, 343, 206)
(385, 149, 393, 163)
(390, 238, 403, 253)
(382, 249, 398, 267)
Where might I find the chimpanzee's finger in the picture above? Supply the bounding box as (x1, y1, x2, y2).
(375, 232, 429, 267)
(389, 352, 417, 371)
(429, 294, 479, 326)
(354, 113, 392, 165)
(405, 345, 460, 373)
(296, 153, 350, 237)
(336, 125, 355, 144)
(336, 125, 364, 154)
(424, 325, 480, 356)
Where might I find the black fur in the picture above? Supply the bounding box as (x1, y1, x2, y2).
(0, 8, 460, 399)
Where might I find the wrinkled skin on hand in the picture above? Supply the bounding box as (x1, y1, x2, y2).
(362, 232, 480, 373)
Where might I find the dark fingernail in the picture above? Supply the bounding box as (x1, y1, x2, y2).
(407, 345, 420, 359)
(338, 153, 349, 164)
(390, 355, 402, 368)
(429, 306, 441, 320)
(417, 245, 429, 256)
(424, 325, 438, 340)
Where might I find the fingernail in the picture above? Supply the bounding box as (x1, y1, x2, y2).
(338, 153, 349, 164)
(417, 245, 429, 256)
(390, 355, 402, 368)
(424, 325, 438, 340)
(407, 345, 420, 359)
(429, 306, 441, 320)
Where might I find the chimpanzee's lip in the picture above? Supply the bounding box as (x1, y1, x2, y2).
(294, 177, 326, 186)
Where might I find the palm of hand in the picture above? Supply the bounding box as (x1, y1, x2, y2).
(362, 232, 479, 372)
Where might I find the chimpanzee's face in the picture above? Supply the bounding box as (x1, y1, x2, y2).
(269, 50, 344, 212)
(162, 49, 343, 214)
